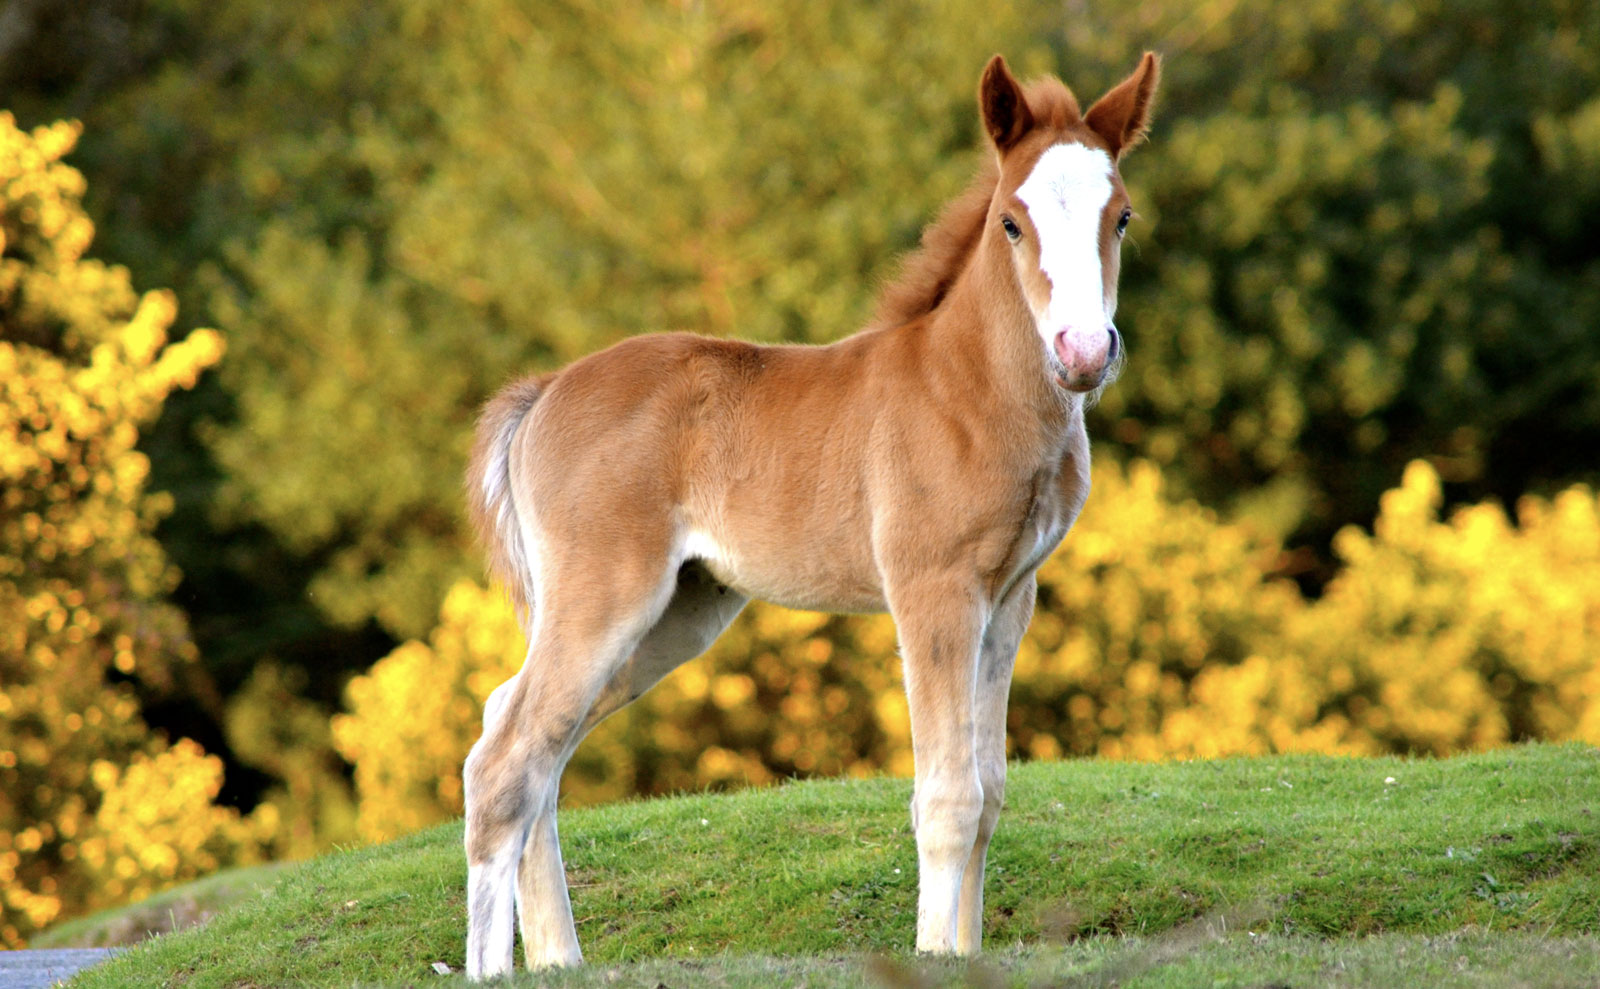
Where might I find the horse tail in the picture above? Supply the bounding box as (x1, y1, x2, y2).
(465, 374, 550, 624)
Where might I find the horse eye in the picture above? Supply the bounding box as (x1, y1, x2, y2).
(1116, 208, 1132, 237)
(1000, 215, 1022, 243)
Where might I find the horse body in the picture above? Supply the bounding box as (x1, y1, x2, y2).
(462, 52, 1160, 978)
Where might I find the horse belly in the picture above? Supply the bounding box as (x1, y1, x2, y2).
(684, 525, 887, 614)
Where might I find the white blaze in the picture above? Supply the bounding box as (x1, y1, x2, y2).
(1014, 143, 1114, 364)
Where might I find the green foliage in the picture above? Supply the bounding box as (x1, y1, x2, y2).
(1112, 87, 1503, 532)
(201, 228, 479, 635)
(223, 663, 357, 859)
(72, 745, 1600, 987)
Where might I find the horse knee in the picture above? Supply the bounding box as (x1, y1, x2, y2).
(913, 776, 984, 856)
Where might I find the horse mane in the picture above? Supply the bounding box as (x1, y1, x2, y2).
(870, 155, 999, 330)
(871, 76, 1081, 330)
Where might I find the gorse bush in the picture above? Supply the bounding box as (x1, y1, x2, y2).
(71, 740, 275, 910)
(335, 458, 1600, 839)
(1094, 462, 1600, 760)
(1281, 462, 1600, 755)
(0, 113, 262, 947)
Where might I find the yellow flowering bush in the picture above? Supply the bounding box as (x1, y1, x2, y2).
(1285, 461, 1600, 753)
(331, 583, 515, 843)
(0, 114, 255, 946)
(72, 741, 274, 908)
(1148, 462, 1600, 757)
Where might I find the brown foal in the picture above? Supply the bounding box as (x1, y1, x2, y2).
(462, 52, 1160, 978)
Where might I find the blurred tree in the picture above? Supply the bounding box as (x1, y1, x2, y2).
(0, 0, 151, 117)
(3, 0, 425, 812)
(0, 113, 265, 947)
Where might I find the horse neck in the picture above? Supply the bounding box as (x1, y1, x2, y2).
(918, 238, 1080, 444)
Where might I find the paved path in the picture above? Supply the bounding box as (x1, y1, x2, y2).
(0, 949, 122, 989)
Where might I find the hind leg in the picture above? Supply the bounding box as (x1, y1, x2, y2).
(465, 630, 635, 978)
(513, 563, 746, 964)
(464, 551, 683, 979)
(575, 562, 747, 736)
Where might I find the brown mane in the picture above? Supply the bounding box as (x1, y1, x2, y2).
(872, 77, 1082, 330)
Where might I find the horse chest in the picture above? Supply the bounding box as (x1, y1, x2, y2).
(1016, 494, 1069, 576)
(984, 464, 1081, 598)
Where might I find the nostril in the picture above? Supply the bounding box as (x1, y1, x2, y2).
(1106, 326, 1121, 364)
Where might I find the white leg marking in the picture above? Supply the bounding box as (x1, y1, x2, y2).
(466, 830, 524, 979)
(913, 770, 984, 954)
(895, 586, 988, 956)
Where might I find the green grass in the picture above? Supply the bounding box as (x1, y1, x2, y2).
(68, 743, 1600, 987)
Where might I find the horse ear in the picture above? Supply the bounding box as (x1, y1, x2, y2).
(1084, 51, 1161, 159)
(979, 54, 1034, 153)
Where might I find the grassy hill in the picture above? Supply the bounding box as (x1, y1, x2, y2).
(67, 744, 1600, 987)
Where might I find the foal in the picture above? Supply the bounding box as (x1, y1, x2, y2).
(462, 52, 1160, 977)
